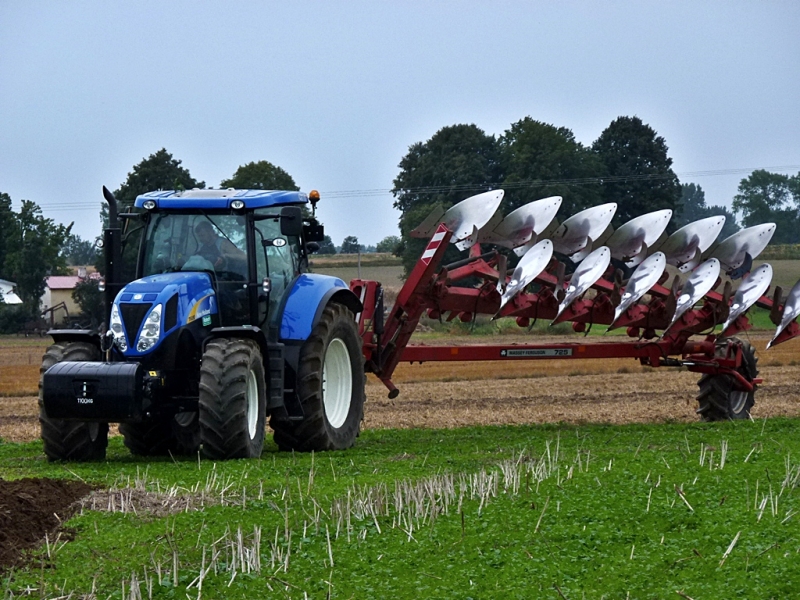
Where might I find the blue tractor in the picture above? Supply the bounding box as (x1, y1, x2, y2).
(39, 187, 365, 460)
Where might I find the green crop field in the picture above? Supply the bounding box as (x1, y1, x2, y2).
(754, 259, 800, 292)
(2, 418, 800, 599)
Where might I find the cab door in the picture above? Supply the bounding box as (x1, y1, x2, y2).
(253, 212, 301, 331)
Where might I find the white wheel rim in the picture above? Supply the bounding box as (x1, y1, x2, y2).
(730, 390, 748, 414)
(322, 338, 352, 429)
(246, 368, 259, 439)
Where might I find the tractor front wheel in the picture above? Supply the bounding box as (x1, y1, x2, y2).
(199, 338, 266, 459)
(271, 303, 365, 452)
(119, 412, 200, 457)
(696, 338, 758, 421)
(39, 342, 108, 462)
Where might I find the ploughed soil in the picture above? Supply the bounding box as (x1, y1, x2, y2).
(0, 333, 798, 574)
(0, 478, 93, 573)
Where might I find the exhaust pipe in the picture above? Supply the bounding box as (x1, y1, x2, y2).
(101, 186, 122, 329)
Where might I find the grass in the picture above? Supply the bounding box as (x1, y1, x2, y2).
(759, 245, 800, 261)
(2, 418, 800, 599)
(309, 253, 403, 269)
(753, 259, 800, 292)
(417, 315, 576, 337)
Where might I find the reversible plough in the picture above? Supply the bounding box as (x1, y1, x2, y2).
(350, 191, 800, 421)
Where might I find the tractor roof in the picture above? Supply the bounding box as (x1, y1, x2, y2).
(134, 189, 308, 210)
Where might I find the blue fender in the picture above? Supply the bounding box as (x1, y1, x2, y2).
(279, 274, 362, 342)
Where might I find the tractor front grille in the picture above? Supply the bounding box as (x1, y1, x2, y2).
(120, 302, 152, 345)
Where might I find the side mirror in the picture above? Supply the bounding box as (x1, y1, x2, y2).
(280, 207, 303, 237)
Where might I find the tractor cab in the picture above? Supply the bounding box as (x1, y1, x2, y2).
(135, 189, 308, 331)
(137, 208, 306, 328)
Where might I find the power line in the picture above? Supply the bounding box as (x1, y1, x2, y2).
(323, 165, 800, 199)
(17, 163, 800, 210)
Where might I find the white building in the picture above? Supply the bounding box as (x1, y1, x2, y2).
(0, 279, 23, 305)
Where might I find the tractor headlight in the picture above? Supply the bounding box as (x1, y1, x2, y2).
(110, 304, 127, 352)
(137, 303, 162, 352)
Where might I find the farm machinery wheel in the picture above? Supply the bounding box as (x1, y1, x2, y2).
(38, 342, 108, 462)
(696, 337, 758, 421)
(119, 412, 199, 457)
(172, 412, 201, 455)
(270, 303, 365, 452)
(120, 419, 173, 456)
(199, 338, 266, 459)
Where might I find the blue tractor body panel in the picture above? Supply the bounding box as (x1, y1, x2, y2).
(115, 272, 217, 357)
(279, 274, 350, 341)
(135, 189, 308, 210)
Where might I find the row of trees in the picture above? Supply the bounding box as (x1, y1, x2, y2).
(2, 135, 798, 330)
(0, 152, 307, 330)
(391, 116, 795, 272)
(335, 235, 400, 254)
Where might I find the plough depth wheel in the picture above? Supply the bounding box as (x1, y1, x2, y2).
(696, 338, 758, 421)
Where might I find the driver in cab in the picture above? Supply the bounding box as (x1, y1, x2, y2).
(194, 221, 244, 271)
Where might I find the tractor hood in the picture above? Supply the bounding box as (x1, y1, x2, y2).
(110, 272, 217, 356)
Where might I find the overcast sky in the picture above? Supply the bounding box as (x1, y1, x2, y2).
(1, 2, 799, 246)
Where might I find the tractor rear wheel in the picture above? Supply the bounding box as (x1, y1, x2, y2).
(39, 342, 108, 462)
(696, 337, 758, 421)
(271, 303, 365, 452)
(199, 338, 266, 459)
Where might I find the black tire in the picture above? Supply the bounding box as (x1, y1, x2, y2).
(39, 342, 108, 462)
(172, 412, 201, 456)
(270, 303, 365, 452)
(120, 418, 172, 456)
(120, 412, 200, 457)
(199, 338, 266, 459)
(696, 337, 758, 421)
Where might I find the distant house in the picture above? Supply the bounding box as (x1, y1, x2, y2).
(41, 276, 82, 323)
(0, 279, 23, 305)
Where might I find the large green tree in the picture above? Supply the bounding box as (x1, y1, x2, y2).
(72, 278, 104, 326)
(500, 117, 604, 218)
(220, 160, 299, 190)
(376, 235, 401, 254)
(113, 148, 205, 206)
(100, 149, 204, 280)
(674, 183, 738, 239)
(62, 233, 98, 266)
(4, 199, 71, 315)
(592, 116, 682, 227)
(316, 235, 336, 255)
(732, 170, 800, 244)
(340, 236, 361, 254)
(392, 124, 501, 273)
